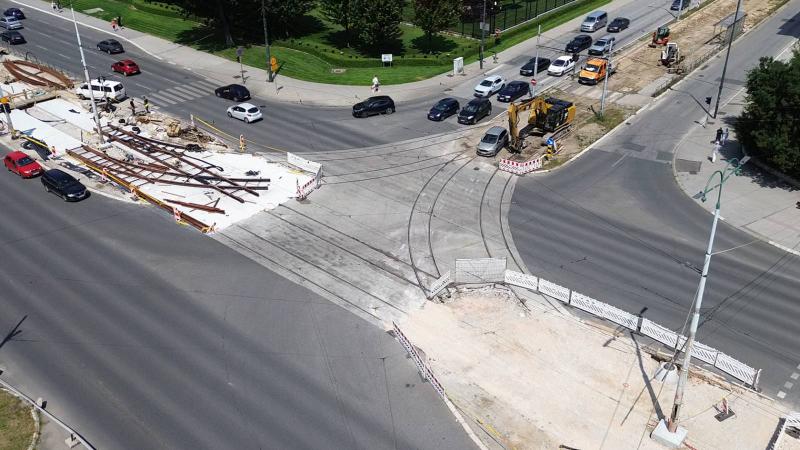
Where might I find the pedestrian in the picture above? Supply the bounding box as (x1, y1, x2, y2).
(722, 127, 729, 145)
(710, 141, 720, 163)
(715, 127, 723, 143)
(117, 15, 123, 28)
(129, 98, 136, 115)
(51, 1, 57, 11)
(143, 96, 150, 113)
(111, 18, 118, 31)
(371, 75, 379, 93)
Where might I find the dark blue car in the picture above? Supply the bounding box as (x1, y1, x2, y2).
(3, 8, 25, 20)
(427, 98, 459, 121)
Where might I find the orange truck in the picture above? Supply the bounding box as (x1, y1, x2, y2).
(578, 58, 615, 85)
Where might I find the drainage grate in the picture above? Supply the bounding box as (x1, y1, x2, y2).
(675, 159, 702, 174)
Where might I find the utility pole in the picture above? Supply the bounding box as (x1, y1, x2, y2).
(70, 2, 103, 139)
(713, 0, 742, 118)
(0, 91, 14, 137)
(261, 0, 273, 82)
(480, 0, 487, 70)
(532, 24, 541, 97)
(677, 0, 686, 20)
(600, 40, 613, 115)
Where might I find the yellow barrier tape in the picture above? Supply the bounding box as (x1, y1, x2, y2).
(192, 115, 287, 154)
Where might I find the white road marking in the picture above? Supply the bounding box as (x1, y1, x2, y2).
(791, 373, 799, 380)
(784, 381, 794, 389)
(778, 391, 786, 399)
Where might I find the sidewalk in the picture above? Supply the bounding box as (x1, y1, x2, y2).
(673, 86, 800, 256)
(13, 0, 642, 107)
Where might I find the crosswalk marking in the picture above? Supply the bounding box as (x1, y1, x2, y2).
(148, 92, 178, 105)
(155, 89, 188, 102)
(172, 85, 208, 97)
(141, 79, 222, 108)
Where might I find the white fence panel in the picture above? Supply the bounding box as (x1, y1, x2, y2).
(715, 352, 758, 386)
(504, 270, 538, 291)
(569, 291, 605, 316)
(393, 322, 446, 399)
(640, 319, 679, 348)
(454, 258, 506, 284)
(600, 302, 639, 330)
(427, 271, 452, 299)
(676, 337, 720, 365)
(538, 279, 570, 303)
(287, 152, 322, 174)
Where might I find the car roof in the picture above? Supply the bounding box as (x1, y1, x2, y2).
(485, 126, 506, 135)
(368, 96, 391, 101)
(117, 59, 136, 64)
(507, 80, 527, 87)
(612, 17, 628, 21)
(45, 168, 74, 180)
(235, 102, 257, 108)
(6, 150, 28, 159)
(555, 55, 572, 62)
(483, 75, 503, 82)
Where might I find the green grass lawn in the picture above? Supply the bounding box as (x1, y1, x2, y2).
(0, 391, 36, 450)
(69, 0, 203, 42)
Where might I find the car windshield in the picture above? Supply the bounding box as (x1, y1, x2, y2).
(481, 134, 498, 144)
(584, 64, 601, 73)
(553, 60, 565, 67)
(433, 101, 450, 111)
(480, 80, 493, 87)
(247, 107, 259, 113)
(595, 40, 606, 46)
(463, 104, 479, 113)
(17, 156, 34, 165)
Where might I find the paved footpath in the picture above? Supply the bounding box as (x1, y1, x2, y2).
(673, 45, 800, 256)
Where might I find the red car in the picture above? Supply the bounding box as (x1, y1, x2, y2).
(111, 59, 140, 76)
(4, 150, 43, 178)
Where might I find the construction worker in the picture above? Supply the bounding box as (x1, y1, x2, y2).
(143, 96, 150, 113)
(129, 98, 136, 115)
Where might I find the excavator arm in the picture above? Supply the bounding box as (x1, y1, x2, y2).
(508, 97, 546, 152)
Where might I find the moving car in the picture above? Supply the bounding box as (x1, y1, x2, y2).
(97, 39, 124, 54)
(0, 16, 22, 30)
(670, 0, 690, 11)
(580, 11, 608, 32)
(565, 35, 593, 53)
(427, 98, 459, 121)
(226, 103, 263, 123)
(588, 36, 616, 55)
(111, 59, 140, 76)
(606, 17, 630, 32)
(519, 57, 551, 76)
(4, 151, 42, 178)
(458, 98, 491, 125)
(0, 30, 25, 45)
(214, 84, 251, 102)
(352, 96, 395, 117)
(41, 169, 87, 201)
(3, 8, 25, 20)
(547, 56, 576, 76)
(477, 126, 509, 157)
(497, 81, 530, 103)
(76, 80, 126, 101)
(474, 75, 505, 97)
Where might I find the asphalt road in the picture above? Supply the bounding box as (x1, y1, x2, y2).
(0, 163, 475, 448)
(0, 0, 674, 153)
(510, 0, 800, 406)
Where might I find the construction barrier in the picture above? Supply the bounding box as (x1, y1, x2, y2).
(498, 156, 544, 175)
(427, 271, 451, 299)
(768, 411, 800, 450)
(392, 322, 446, 399)
(288, 152, 323, 200)
(454, 258, 506, 284)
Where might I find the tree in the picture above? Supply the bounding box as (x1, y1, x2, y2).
(414, 0, 461, 51)
(352, 0, 404, 53)
(320, 0, 355, 47)
(735, 46, 800, 178)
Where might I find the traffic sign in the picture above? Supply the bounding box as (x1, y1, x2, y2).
(546, 137, 554, 146)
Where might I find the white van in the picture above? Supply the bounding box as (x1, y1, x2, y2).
(75, 80, 126, 102)
(581, 11, 608, 32)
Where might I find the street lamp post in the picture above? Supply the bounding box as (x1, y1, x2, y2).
(70, 1, 103, 139)
(480, 0, 487, 70)
(713, 0, 743, 118)
(261, 0, 273, 82)
(667, 156, 750, 434)
(600, 40, 614, 115)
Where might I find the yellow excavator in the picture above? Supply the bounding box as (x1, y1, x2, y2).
(508, 96, 576, 152)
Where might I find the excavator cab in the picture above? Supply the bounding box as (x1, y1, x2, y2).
(649, 26, 670, 47)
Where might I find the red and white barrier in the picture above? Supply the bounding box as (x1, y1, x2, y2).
(499, 155, 544, 175)
(288, 152, 323, 200)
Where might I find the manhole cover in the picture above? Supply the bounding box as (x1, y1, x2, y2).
(331, 68, 347, 74)
(675, 159, 702, 174)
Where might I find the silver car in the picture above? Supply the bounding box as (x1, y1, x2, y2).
(588, 36, 615, 55)
(0, 16, 22, 30)
(477, 126, 509, 157)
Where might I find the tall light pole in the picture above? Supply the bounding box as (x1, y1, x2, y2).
(70, 1, 103, 139)
(261, 0, 273, 82)
(600, 39, 614, 115)
(676, 0, 686, 20)
(531, 24, 541, 97)
(713, 0, 743, 118)
(667, 156, 750, 433)
(479, 0, 487, 69)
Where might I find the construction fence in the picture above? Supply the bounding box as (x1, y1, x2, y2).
(426, 258, 761, 389)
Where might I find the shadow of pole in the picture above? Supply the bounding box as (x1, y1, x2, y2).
(0, 314, 27, 350)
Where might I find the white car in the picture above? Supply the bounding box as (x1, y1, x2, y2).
(474, 75, 506, 97)
(226, 103, 262, 123)
(547, 56, 576, 76)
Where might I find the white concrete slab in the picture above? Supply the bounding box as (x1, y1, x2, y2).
(36, 98, 108, 132)
(4, 109, 83, 153)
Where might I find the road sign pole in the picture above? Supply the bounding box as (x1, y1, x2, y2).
(532, 24, 541, 97)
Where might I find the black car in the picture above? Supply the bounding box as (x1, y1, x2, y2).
(41, 169, 88, 201)
(565, 35, 593, 53)
(519, 57, 551, 76)
(497, 81, 530, 103)
(214, 84, 251, 101)
(427, 97, 459, 121)
(1, 31, 25, 45)
(97, 39, 124, 54)
(352, 96, 395, 118)
(670, 0, 690, 10)
(607, 17, 630, 32)
(3, 8, 24, 19)
(457, 98, 491, 125)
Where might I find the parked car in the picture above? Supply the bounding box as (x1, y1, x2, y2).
(519, 57, 551, 76)
(458, 98, 492, 125)
(76, 79, 126, 101)
(0, 30, 25, 45)
(477, 126, 509, 157)
(580, 10, 608, 32)
(4, 151, 42, 178)
(565, 35, 593, 53)
(588, 36, 616, 55)
(606, 17, 630, 32)
(547, 56, 576, 76)
(214, 84, 251, 102)
(97, 39, 124, 54)
(352, 96, 395, 117)
(3, 8, 25, 20)
(111, 59, 140, 76)
(497, 81, 530, 103)
(670, 0, 690, 11)
(0, 16, 22, 30)
(227, 103, 263, 123)
(474, 75, 505, 97)
(41, 169, 87, 201)
(427, 98, 459, 121)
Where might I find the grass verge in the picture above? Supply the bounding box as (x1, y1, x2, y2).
(0, 390, 37, 450)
